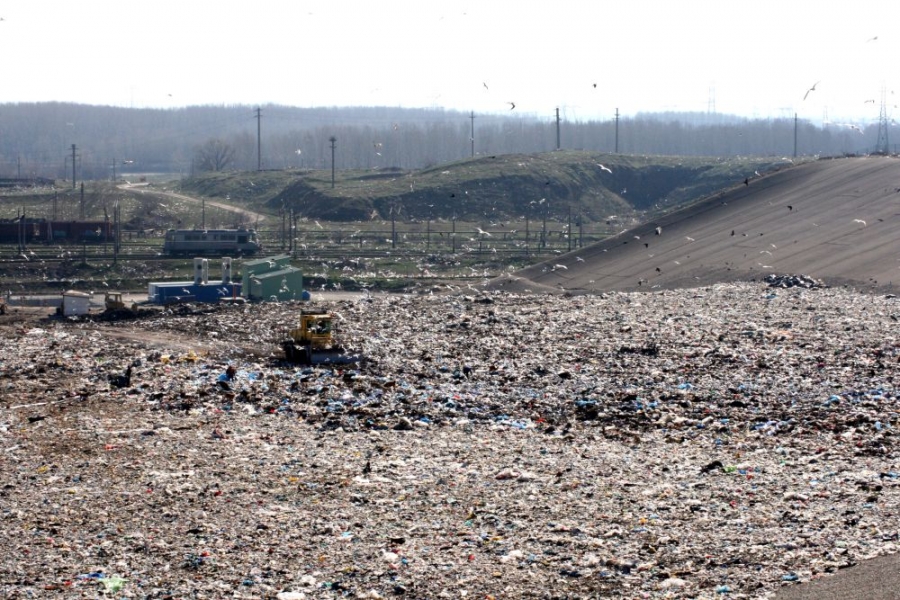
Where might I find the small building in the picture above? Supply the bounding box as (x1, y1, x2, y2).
(241, 254, 303, 302)
(61, 290, 92, 316)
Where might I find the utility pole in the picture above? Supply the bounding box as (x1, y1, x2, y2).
(18, 208, 25, 254)
(111, 158, 116, 182)
(71, 144, 77, 188)
(876, 87, 890, 155)
(329, 136, 337, 188)
(112, 201, 119, 265)
(556, 108, 561, 150)
(793, 113, 798, 158)
(542, 204, 548, 249)
(469, 111, 475, 157)
(614, 109, 620, 154)
(255, 107, 262, 170)
(290, 208, 296, 255)
(452, 216, 456, 253)
(391, 202, 397, 249)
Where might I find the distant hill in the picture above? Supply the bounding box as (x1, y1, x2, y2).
(176, 151, 796, 224)
(487, 155, 900, 293)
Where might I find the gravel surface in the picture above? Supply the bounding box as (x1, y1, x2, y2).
(2, 283, 899, 599)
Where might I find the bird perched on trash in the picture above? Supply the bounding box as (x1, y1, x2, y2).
(700, 459, 724, 474)
(108, 365, 132, 389)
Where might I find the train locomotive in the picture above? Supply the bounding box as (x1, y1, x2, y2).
(162, 227, 262, 256)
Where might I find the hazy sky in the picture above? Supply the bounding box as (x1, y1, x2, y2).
(1, 1, 897, 126)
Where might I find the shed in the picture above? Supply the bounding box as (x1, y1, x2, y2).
(61, 290, 92, 316)
(247, 267, 304, 302)
(241, 254, 303, 302)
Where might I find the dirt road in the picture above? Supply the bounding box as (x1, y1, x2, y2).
(119, 182, 269, 225)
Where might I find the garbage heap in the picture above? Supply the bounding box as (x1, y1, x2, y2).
(1, 282, 899, 599)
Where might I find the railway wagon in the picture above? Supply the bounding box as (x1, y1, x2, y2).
(0, 219, 113, 244)
(162, 228, 262, 256)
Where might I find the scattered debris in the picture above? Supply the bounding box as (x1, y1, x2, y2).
(764, 273, 825, 288)
(1, 283, 897, 597)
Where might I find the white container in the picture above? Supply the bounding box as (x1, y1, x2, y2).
(222, 257, 232, 284)
(193, 258, 209, 285)
(61, 290, 91, 316)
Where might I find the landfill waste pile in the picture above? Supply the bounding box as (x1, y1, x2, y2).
(1, 282, 899, 599)
(763, 274, 825, 289)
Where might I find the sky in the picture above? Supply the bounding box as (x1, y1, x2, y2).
(0, 0, 898, 126)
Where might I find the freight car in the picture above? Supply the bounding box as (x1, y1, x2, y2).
(162, 228, 262, 256)
(0, 219, 113, 244)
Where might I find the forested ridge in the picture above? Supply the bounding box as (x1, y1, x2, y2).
(0, 103, 884, 181)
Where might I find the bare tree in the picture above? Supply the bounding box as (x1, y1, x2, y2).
(194, 138, 235, 171)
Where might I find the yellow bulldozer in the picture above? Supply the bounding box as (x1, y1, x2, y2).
(282, 310, 362, 365)
(104, 292, 138, 313)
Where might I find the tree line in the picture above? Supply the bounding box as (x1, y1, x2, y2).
(0, 102, 887, 180)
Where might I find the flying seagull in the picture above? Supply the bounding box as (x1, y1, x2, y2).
(597, 163, 612, 173)
(508, 102, 516, 110)
(804, 81, 819, 100)
(853, 219, 867, 227)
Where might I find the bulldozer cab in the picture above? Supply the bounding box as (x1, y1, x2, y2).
(296, 313, 334, 346)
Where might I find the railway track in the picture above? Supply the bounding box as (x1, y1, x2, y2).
(0, 243, 578, 265)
